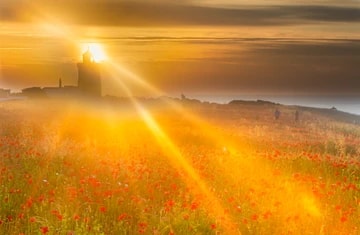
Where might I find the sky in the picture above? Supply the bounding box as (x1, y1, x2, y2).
(0, 0, 359, 104)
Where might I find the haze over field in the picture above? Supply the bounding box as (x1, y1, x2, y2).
(2, 2, 360, 234)
(1, 99, 360, 234)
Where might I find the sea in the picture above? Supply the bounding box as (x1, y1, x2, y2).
(1, 95, 359, 116)
(192, 95, 360, 116)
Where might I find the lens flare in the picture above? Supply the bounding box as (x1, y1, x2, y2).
(82, 43, 107, 62)
(6, 12, 338, 232)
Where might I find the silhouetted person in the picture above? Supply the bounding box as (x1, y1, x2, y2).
(295, 110, 299, 122)
(274, 109, 280, 120)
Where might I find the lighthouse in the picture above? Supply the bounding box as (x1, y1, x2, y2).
(77, 49, 101, 97)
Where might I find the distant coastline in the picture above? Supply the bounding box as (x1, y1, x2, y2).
(190, 95, 360, 116)
(1, 94, 359, 116)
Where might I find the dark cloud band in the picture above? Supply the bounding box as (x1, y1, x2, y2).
(1, 1, 360, 26)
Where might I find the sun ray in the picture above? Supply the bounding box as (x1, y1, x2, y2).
(12, 9, 325, 230)
(103, 67, 241, 234)
(103, 60, 324, 228)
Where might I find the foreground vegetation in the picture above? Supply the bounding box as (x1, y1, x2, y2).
(1, 100, 359, 234)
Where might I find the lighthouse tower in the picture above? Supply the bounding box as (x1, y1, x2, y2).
(77, 49, 101, 97)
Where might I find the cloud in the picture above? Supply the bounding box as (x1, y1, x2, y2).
(248, 39, 360, 56)
(282, 5, 360, 22)
(105, 38, 360, 94)
(1, 36, 359, 95)
(1, 1, 360, 26)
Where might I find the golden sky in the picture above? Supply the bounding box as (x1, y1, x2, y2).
(0, 0, 359, 96)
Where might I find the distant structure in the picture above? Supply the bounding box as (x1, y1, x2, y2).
(0, 88, 10, 98)
(43, 85, 78, 98)
(77, 49, 102, 97)
(22, 87, 46, 98)
(5, 50, 103, 100)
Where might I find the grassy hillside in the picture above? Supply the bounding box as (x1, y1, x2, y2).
(0, 99, 359, 234)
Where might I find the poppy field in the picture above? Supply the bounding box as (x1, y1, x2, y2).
(1, 100, 360, 234)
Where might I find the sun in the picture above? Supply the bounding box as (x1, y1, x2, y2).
(82, 43, 107, 62)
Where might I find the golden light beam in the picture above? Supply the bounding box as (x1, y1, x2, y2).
(104, 67, 241, 234)
(104, 60, 324, 226)
(18, 4, 324, 228)
(9, 3, 244, 232)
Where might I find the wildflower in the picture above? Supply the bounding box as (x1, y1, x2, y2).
(138, 222, 148, 233)
(73, 214, 80, 221)
(18, 213, 25, 219)
(251, 214, 259, 221)
(165, 200, 175, 212)
(51, 210, 63, 221)
(190, 201, 199, 211)
(340, 216, 348, 223)
(29, 217, 36, 223)
(38, 195, 45, 202)
(6, 215, 13, 222)
(48, 190, 55, 196)
(24, 197, 33, 209)
(165, 200, 175, 207)
(40, 226, 49, 234)
(263, 211, 272, 219)
(117, 213, 127, 221)
(346, 183, 357, 190)
(139, 222, 147, 229)
(51, 210, 59, 215)
(99, 206, 107, 213)
(211, 223, 216, 230)
(56, 214, 63, 221)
